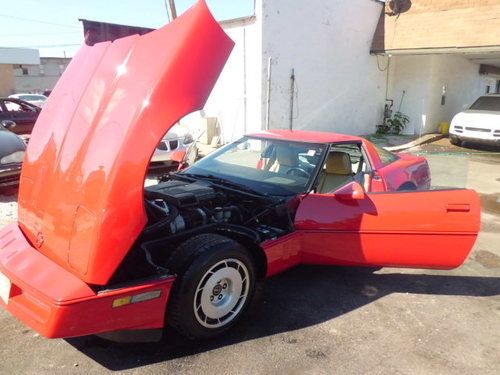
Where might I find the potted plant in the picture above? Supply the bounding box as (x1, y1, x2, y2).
(386, 111, 409, 135)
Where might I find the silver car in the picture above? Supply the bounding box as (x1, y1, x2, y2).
(150, 124, 198, 170)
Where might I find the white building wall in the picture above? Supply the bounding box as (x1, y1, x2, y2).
(202, 17, 262, 142)
(431, 55, 493, 125)
(201, 0, 495, 141)
(260, 0, 386, 135)
(389, 54, 491, 135)
(387, 55, 434, 135)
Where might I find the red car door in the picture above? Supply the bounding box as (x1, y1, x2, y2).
(295, 183, 480, 269)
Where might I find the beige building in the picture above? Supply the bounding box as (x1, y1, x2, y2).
(0, 47, 39, 97)
(0, 48, 71, 96)
(14, 57, 71, 94)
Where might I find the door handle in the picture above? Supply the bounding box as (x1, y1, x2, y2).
(446, 204, 470, 213)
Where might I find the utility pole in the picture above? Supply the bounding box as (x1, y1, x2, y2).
(168, 0, 178, 19)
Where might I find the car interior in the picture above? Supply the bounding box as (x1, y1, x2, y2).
(316, 143, 371, 194)
(257, 141, 372, 194)
(268, 146, 299, 174)
(316, 151, 354, 193)
(260, 143, 319, 178)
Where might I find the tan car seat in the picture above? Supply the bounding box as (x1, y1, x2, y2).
(317, 151, 354, 193)
(268, 146, 298, 174)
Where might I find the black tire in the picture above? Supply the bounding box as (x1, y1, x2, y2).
(450, 135, 462, 146)
(166, 234, 256, 339)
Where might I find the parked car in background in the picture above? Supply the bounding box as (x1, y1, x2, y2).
(150, 123, 198, 171)
(0, 120, 26, 189)
(450, 94, 500, 146)
(0, 98, 41, 135)
(8, 94, 47, 108)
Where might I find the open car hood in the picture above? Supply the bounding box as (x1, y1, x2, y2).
(17, 1, 234, 285)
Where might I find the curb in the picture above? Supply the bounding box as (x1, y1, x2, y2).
(385, 133, 446, 152)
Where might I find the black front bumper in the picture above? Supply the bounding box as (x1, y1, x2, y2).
(451, 134, 500, 147)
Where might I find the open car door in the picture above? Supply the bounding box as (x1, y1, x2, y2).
(295, 182, 480, 269)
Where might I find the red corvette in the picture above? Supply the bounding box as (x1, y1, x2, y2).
(0, 1, 480, 342)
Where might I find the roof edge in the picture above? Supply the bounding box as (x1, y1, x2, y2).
(371, 45, 500, 56)
(219, 15, 256, 29)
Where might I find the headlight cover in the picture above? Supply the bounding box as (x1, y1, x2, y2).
(1, 151, 25, 164)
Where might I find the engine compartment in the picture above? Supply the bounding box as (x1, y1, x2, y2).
(109, 175, 297, 284)
(143, 177, 294, 242)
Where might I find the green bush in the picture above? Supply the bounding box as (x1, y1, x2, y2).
(377, 112, 409, 135)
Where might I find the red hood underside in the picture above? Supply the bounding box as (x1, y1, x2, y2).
(17, 1, 234, 285)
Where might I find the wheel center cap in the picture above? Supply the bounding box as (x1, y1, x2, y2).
(212, 284, 223, 296)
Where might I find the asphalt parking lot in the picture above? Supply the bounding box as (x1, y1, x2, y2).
(0, 140, 499, 375)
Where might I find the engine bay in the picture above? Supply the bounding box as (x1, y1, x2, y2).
(110, 175, 298, 284)
(143, 177, 295, 242)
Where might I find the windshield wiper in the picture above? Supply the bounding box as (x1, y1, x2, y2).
(177, 173, 269, 198)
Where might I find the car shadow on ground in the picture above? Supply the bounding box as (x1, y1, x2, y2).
(66, 265, 500, 371)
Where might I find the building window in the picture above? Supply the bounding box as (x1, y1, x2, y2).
(59, 64, 65, 75)
(39, 65, 45, 75)
(22, 67, 28, 76)
(486, 85, 491, 94)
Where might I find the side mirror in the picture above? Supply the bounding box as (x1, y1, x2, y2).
(1, 120, 16, 130)
(334, 181, 366, 200)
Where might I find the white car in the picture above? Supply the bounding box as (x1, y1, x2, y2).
(8, 94, 47, 108)
(150, 123, 198, 170)
(450, 94, 500, 146)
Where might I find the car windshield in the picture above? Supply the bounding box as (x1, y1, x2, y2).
(182, 136, 326, 196)
(469, 96, 500, 111)
(19, 95, 46, 101)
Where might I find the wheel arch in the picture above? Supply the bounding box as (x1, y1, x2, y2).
(211, 227, 268, 280)
(397, 181, 418, 191)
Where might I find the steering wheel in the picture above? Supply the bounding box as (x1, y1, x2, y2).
(286, 167, 310, 178)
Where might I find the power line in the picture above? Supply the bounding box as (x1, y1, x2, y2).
(0, 32, 82, 37)
(0, 13, 80, 28)
(20, 43, 81, 48)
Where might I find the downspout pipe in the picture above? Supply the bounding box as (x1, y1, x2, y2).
(265, 57, 272, 130)
(289, 68, 295, 131)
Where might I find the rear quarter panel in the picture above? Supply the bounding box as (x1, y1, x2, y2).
(377, 153, 430, 191)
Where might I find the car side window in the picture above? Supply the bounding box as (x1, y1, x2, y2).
(373, 144, 399, 166)
(316, 143, 368, 194)
(4, 100, 23, 112)
(4, 100, 34, 112)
